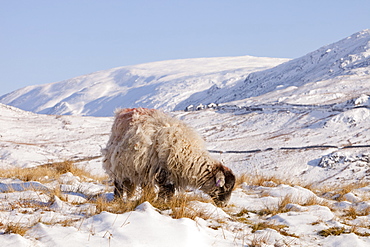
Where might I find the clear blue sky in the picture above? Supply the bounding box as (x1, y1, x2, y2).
(1, 0, 369, 96)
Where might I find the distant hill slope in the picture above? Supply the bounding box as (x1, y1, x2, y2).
(0, 56, 288, 116)
(2, 30, 369, 116)
(177, 29, 370, 109)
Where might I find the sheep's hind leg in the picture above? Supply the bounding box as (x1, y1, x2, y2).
(114, 179, 135, 199)
(158, 183, 175, 200)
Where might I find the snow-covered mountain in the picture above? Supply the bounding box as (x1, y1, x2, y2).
(177, 29, 370, 109)
(0, 56, 288, 116)
(2, 30, 370, 116)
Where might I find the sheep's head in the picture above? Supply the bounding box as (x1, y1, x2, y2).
(202, 164, 235, 207)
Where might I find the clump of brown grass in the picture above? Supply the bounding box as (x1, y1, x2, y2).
(302, 195, 327, 207)
(94, 196, 138, 215)
(233, 208, 250, 217)
(164, 194, 212, 220)
(343, 206, 370, 219)
(236, 173, 294, 188)
(248, 233, 270, 247)
(318, 227, 347, 237)
(253, 195, 295, 217)
(252, 193, 329, 217)
(3, 222, 29, 236)
(317, 226, 370, 237)
(250, 221, 299, 238)
(251, 222, 284, 233)
(344, 207, 359, 220)
(235, 174, 250, 188)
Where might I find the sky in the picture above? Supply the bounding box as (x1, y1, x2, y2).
(1, 0, 369, 96)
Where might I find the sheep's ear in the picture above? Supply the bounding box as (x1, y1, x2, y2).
(215, 171, 225, 187)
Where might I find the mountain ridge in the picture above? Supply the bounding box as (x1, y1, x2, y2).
(0, 56, 288, 116)
(1, 30, 370, 116)
(176, 29, 370, 109)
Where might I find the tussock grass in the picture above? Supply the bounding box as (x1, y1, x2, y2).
(251, 222, 286, 233)
(250, 221, 299, 238)
(251, 221, 300, 238)
(3, 222, 29, 236)
(318, 226, 370, 237)
(248, 233, 270, 247)
(318, 227, 347, 237)
(236, 173, 294, 188)
(253, 194, 300, 216)
(344, 207, 359, 220)
(302, 195, 327, 207)
(233, 208, 250, 218)
(343, 206, 370, 219)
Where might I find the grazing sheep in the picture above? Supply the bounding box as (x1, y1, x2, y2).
(102, 108, 235, 206)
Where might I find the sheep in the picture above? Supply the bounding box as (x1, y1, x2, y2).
(102, 108, 235, 206)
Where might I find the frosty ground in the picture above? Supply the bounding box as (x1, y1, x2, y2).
(1, 101, 370, 247)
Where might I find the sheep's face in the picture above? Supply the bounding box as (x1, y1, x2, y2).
(202, 165, 235, 207)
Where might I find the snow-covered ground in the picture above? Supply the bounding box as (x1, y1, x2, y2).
(1, 96, 370, 246)
(0, 30, 370, 246)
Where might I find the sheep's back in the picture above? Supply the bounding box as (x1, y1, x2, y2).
(103, 108, 215, 188)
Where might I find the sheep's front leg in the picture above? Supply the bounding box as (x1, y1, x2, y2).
(155, 169, 175, 200)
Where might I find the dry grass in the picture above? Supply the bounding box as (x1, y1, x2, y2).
(0, 160, 107, 183)
(250, 221, 299, 238)
(318, 227, 347, 237)
(166, 194, 213, 220)
(302, 195, 327, 207)
(251, 222, 286, 233)
(313, 181, 370, 201)
(1, 215, 81, 236)
(236, 173, 295, 188)
(233, 208, 250, 218)
(3, 222, 29, 236)
(235, 174, 250, 188)
(94, 196, 137, 215)
(248, 233, 270, 247)
(343, 206, 370, 219)
(252, 194, 296, 217)
(93, 191, 212, 221)
(318, 226, 370, 238)
(1, 160, 369, 242)
(344, 207, 359, 220)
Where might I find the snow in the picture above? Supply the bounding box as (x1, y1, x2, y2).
(181, 29, 370, 108)
(323, 233, 370, 247)
(0, 30, 370, 246)
(26, 203, 229, 247)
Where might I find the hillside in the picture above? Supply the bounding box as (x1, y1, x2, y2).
(2, 31, 370, 117)
(176, 29, 370, 109)
(1, 99, 370, 246)
(0, 56, 288, 116)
